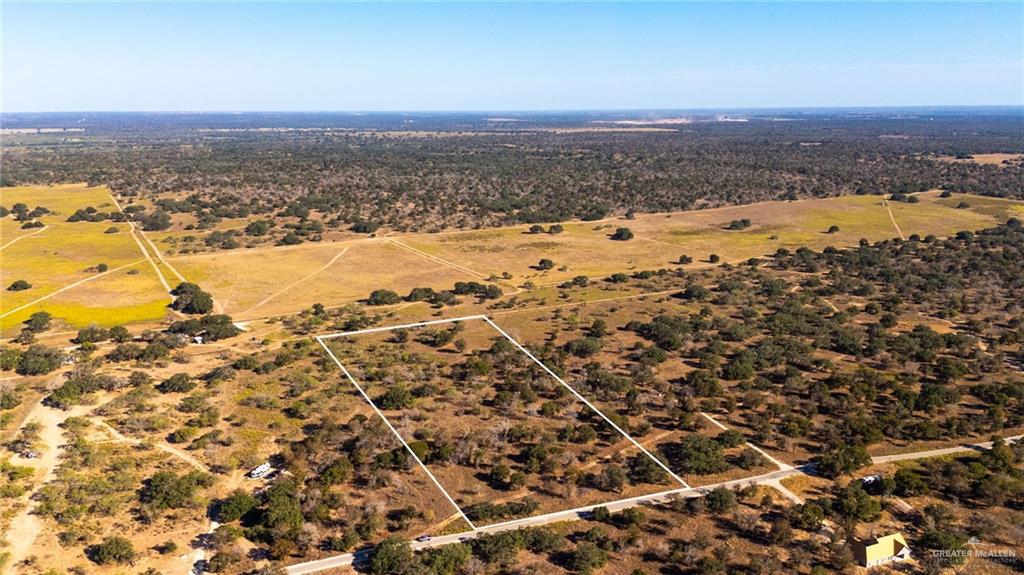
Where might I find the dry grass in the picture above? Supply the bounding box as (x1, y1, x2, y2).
(169, 238, 480, 319)
(327, 318, 681, 525)
(402, 192, 1009, 286)
(23, 437, 210, 575)
(933, 153, 1024, 166)
(490, 302, 778, 483)
(3, 186, 1019, 334)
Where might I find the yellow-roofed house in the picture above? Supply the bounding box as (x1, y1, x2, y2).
(853, 533, 912, 568)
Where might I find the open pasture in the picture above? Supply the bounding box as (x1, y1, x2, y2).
(1, 184, 171, 332)
(169, 239, 481, 320)
(402, 192, 1007, 285)
(933, 152, 1024, 167)
(4, 185, 1019, 332)
(933, 192, 1024, 220)
(10, 261, 172, 329)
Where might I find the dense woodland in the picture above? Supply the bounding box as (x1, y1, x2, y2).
(3, 111, 1022, 231)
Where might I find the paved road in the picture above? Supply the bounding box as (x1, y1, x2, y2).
(284, 466, 804, 574)
(871, 434, 1022, 464)
(285, 431, 1024, 575)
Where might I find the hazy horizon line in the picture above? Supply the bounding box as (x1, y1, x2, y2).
(4, 105, 1023, 115)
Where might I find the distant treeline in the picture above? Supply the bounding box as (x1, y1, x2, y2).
(3, 112, 1021, 231)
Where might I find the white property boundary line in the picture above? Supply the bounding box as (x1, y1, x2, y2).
(316, 314, 690, 529)
(315, 336, 478, 532)
(480, 316, 691, 490)
(318, 314, 489, 340)
(284, 465, 805, 574)
(699, 412, 793, 471)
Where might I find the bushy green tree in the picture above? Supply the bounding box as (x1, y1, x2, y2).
(817, 443, 870, 478)
(158, 373, 196, 394)
(17, 345, 63, 376)
(367, 289, 401, 305)
(140, 470, 213, 512)
(667, 435, 727, 475)
(564, 337, 602, 358)
(422, 543, 471, 575)
(377, 385, 413, 409)
(567, 541, 608, 574)
(214, 490, 258, 522)
(610, 227, 634, 241)
(170, 282, 215, 314)
(369, 537, 414, 575)
(245, 220, 272, 236)
(88, 536, 136, 565)
(705, 487, 737, 514)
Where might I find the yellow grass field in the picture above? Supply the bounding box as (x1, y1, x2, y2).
(8, 263, 172, 329)
(934, 153, 1024, 167)
(402, 191, 1006, 285)
(1, 184, 171, 332)
(5, 185, 1020, 331)
(168, 238, 481, 319)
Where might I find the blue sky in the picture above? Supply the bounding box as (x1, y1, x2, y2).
(2, 2, 1021, 111)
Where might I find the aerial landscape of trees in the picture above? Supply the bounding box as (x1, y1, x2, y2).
(1, 111, 1022, 575)
(3, 112, 1022, 238)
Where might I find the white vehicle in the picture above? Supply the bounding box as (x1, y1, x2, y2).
(249, 462, 273, 479)
(415, 536, 431, 543)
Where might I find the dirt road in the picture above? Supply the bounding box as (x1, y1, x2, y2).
(3, 402, 90, 574)
(93, 418, 211, 473)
